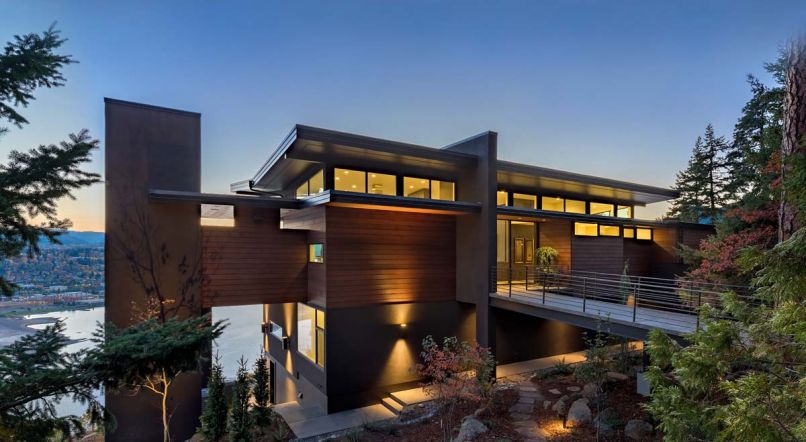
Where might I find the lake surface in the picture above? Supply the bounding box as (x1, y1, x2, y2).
(25, 304, 263, 416)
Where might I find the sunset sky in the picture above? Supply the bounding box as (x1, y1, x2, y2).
(2, 1, 805, 232)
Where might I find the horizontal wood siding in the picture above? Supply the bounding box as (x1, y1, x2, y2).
(325, 206, 456, 308)
(681, 225, 713, 249)
(539, 220, 572, 271)
(202, 207, 308, 307)
(623, 240, 654, 276)
(571, 235, 624, 274)
(282, 206, 328, 307)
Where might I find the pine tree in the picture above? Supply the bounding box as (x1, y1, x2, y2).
(252, 355, 270, 425)
(200, 354, 228, 442)
(667, 124, 729, 223)
(228, 357, 253, 442)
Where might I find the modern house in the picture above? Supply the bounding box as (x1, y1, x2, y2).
(105, 98, 713, 441)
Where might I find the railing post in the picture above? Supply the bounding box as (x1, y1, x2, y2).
(582, 277, 587, 313)
(525, 265, 529, 291)
(542, 270, 546, 304)
(632, 278, 640, 322)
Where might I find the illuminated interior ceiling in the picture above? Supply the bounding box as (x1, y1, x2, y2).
(497, 160, 678, 206)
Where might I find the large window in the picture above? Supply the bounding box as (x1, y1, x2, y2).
(565, 199, 586, 214)
(431, 180, 455, 201)
(309, 244, 324, 263)
(297, 303, 325, 367)
(296, 170, 325, 198)
(574, 222, 598, 236)
(636, 228, 652, 241)
(367, 172, 396, 195)
(513, 193, 537, 209)
(590, 202, 615, 217)
(623, 227, 635, 238)
(497, 191, 508, 206)
(334, 168, 366, 193)
(617, 205, 632, 218)
(496, 220, 509, 263)
(542, 196, 564, 212)
(599, 225, 620, 236)
(403, 177, 456, 201)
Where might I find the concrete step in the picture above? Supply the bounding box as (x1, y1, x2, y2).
(381, 397, 404, 415)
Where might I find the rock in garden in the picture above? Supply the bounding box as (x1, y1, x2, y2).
(566, 385, 581, 392)
(625, 419, 653, 440)
(582, 382, 598, 399)
(551, 395, 569, 416)
(473, 406, 488, 418)
(548, 388, 561, 395)
(542, 400, 552, 410)
(565, 398, 592, 428)
(455, 415, 488, 442)
(606, 371, 628, 381)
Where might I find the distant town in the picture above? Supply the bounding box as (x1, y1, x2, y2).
(0, 231, 104, 316)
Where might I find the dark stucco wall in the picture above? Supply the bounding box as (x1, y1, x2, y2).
(104, 98, 202, 441)
(493, 307, 587, 365)
(325, 301, 475, 412)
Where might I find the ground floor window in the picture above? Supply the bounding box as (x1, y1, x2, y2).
(297, 303, 325, 367)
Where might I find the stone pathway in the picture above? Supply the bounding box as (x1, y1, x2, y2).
(508, 382, 548, 442)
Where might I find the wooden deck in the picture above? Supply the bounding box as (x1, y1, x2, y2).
(492, 284, 699, 336)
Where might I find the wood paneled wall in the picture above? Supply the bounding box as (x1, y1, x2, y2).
(539, 220, 572, 270)
(571, 235, 624, 274)
(202, 206, 308, 307)
(324, 206, 456, 308)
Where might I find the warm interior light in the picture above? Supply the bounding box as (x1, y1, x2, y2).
(399, 323, 407, 328)
(371, 173, 376, 177)
(420, 180, 426, 184)
(335, 177, 340, 180)
(343, 170, 349, 174)
(409, 185, 414, 188)
(351, 184, 356, 188)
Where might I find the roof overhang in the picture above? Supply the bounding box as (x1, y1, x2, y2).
(149, 189, 301, 209)
(497, 160, 678, 206)
(245, 125, 478, 193)
(302, 190, 480, 215)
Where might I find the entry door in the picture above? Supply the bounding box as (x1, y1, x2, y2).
(269, 360, 276, 404)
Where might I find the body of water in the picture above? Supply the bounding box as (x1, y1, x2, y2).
(24, 304, 263, 416)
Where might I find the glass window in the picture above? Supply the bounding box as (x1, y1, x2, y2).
(309, 244, 324, 263)
(617, 205, 632, 218)
(542, 196, 564, 212)
(636, 228, 652, 241)
(513, 193, 537, 209)
(599, 225, 620, 236)
(367, 172, 396, 195)
(590, 202, 615, 217)
(565, 199, 586, 214)
(335, 168, 366, 193)
(623, 227, 635, 238)
(431, 180, 455, 201)
(297, 303, 316, 363)
(497, 191, 508, 206)
(574, 222, 598, 236)
(296, 182, 309, 198)
(403, 177, 430, 198)
(496, 220, 509, 263)
(309, 169, 324, 194)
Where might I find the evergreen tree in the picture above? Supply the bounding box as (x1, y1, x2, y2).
(98, 315, 226, 442)
(200, 354, 228, 442)
(228, 357, 253, 442)
(667, 124, 729, 222)
(252, 355, 270, 424)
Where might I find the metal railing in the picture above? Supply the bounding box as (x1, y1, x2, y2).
(490, 265, 752, 333)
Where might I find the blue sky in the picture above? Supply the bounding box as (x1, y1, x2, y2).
(2, 1, 805, 230)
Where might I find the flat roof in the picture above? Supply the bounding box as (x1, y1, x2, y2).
(240, 125, 677, 205)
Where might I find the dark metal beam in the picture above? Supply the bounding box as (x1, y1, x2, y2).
(149, 189, 301, 209)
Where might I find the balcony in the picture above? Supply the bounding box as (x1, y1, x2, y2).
(491, 266, 750, 338)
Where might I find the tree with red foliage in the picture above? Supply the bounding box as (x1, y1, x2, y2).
(417, 335, 495, 442)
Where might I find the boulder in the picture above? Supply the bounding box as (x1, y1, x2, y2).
(566, 386, 581, 392)
(455, 415, 488, 442)
(593, 407, 619, 437)
(606, 371, 628, 382)
(548, 388, 562, 395)
(551, 395, 570, 416)
(582, 382, 599, 399)
(625, 419, 653, 440)
(565, 398, 592, 428)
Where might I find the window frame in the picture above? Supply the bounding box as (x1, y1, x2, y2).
(574, 222, 599, 237)
(635, 228, 653, 241)
(598, 224, 620, 237)
(308, 243, 324, 263)
(589, 202, 616, 217)
(296, 303, 325, 368)
(512, 193, 537, 209)
(541, 196, 565, 212)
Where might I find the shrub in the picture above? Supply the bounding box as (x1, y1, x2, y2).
(200, 354, 228, 441)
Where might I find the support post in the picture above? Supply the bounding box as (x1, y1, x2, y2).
(582, 277, 587, 312)
(632, 279, 640, 322)
(508, 265, 512, 297)
(695, 282, 701, 331)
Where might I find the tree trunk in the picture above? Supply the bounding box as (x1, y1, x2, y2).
(779, 38, 806, 242)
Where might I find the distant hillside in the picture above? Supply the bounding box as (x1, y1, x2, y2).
(42, 231, 104, 248)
